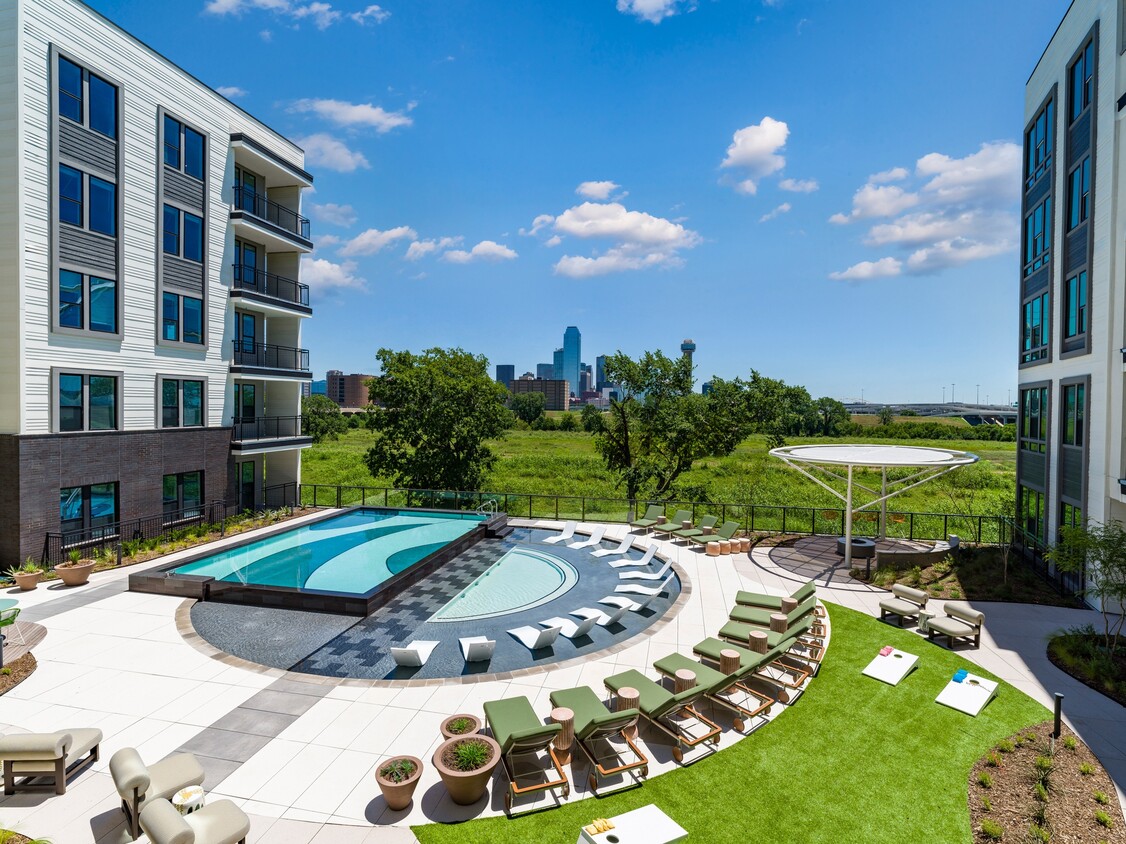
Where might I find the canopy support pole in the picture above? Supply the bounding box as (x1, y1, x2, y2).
(879, 468, 887, 540)
(844, 465, 854, 570)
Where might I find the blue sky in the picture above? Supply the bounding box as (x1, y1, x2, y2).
(93, 0, 1069, 405)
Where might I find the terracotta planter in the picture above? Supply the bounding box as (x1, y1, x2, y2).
(375, 755, 423, 811)
(53, 561, 95, 586)
(12, 571, 42, 591)
(440, 713, 482, 740)
(433, 734, 501, 805)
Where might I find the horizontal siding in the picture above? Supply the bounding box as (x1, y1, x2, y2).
(1064, 224, 1087, 272)
(164, 166, 203, 210)
(58, 225, 115, 275)
(1060, 446, 1083, 502)
(163, 254, 203, 295)
(58, 118, 115, 176)
(1023, 265, 1050, 297)
(0, 1, 20, 433)
(1020, 451, 1047, 490)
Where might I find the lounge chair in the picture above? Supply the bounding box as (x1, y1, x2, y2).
(109, 747, 206, 839)
(567, 525, 607, 550)
(459, 636, 496, 663)
(603, 669, 721, 764)
(139, 796, 250, 844)
(652, 651, 773, 733)
(618, 559, 673, 582)
(669, 515, 718, 543)
(578, 604, 629, 627)
(592, 534, 635, 558)
(0, 728, 102, 796)
(599, 591, 661, 613)
(728, 594, 825, 637)
(540, 613, 597, 640)
(718, 612, 825, 671)
(652, 509, 692, 538)
(693, 635, 812, 702)
(508, 624, 562, 651)
(878, 584, 928, 627)
(927, 601, 984, 649)
(614, 573, 675, 597)
(630, 504, 665, 532)
(482, 695, 568, 814)
(542, 521, 577, 544)
(608, 544, 659, 569)
(390, 640, 439, 668)
(548, 686, 647, 794)
(736, 579, 824, 617)
(686, 520, 740, 547)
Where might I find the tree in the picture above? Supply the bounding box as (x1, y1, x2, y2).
(594, 350, 752, 505)
(1047, 520, 1126, 652)
(743, 370, 814, 448)
(581, 403, 605, 433)
(558, 411, 578, 431)
(814, 397, 851, 436)
(364, 347, 510, 491)
(509, 391, 546, 423)
(302, 394, 348, 444)
(877, 406, 895, 426)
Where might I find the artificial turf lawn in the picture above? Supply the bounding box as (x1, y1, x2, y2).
(412, 604, 1047, 844)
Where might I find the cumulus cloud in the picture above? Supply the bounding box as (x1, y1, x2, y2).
(215, 85, 247, 99)
(405, 236, 462, 260)
(779, 178, 818, 193)
(521, 214, 555, 236)
(298, 133, 369, 172)
(340, 225, 417, 257)
(350, 4, 389, 24)
(309, 202, 357, 227)
(828, 141, 1021, 279)
(721, 117, 789, 195)
(300, 255, 365, 291)
(759, 202, 791, 223)
(205, 0, 384, 29)
(442, 240, 518, 263)
(292, 2, 339, 28)
(616, 0, 696, 24)
(576, 181, 622, 200)
(290, 98, 412, 133)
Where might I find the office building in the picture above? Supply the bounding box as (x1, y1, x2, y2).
(562, 326, 581, 398)
(508, 378, 570, 411)
(1018, 0, 1126, 605)
(595, 355, 607, 390)
(326, 370, 374, 408)
(536, 362, 554, 380)
(0, 0, 314, 566)
(495, 364, 515, 387)
(580, 364, 593, 394)
(552, 347, 564, 386)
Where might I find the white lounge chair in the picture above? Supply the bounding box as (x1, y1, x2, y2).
(540, 613, 598, 640)
(618, 559, 673, 582)
(542, 521, 577, 544)
(390, 640, 440, 668)
(592, 534, 634, 558)
(459, 636, 496, 663)
(567, 525, 607, 550)
(508, 624, 562, 650)
(575, 604, 628, 626)
(608, 544, 659, 569)
(614, 574, 675, 597)
(598, 591, 661, 613)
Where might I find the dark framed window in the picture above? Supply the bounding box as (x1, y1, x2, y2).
(162, 114, 205, 181)
(1025, 99, 1054, 189)
(183, 296, 203, 344)
(60, 166, 115, 236)
(1018, 484, 1045, 541)
(183, 212, 203, 262)
(1061, 382, 1085, 447)
(1067, 157, 1091, 230)
(57, 56, 117, 139)
(1069, 39, 1095, 122)
(1021, 292, 1049, 363)
(1023, 197, 1051, 275)
(184, 128, 205, 180)
(89, 274, 116, 333)
(163, 204, 180, 255)
(1064, 271, 1088, 339)
(59, 165, 82, 227)
(58, 57, 83, 123)
(163, 471, 203, 521)
(162, 379, 179, 427)
(234, 383, 256, 420)
(163, 115, 181, 168)
(161, 377, 204, 427)
(1060, 502, 1083, 534)
(57, 372, 118, 432)
(161, 292, 204, 345)
(163, 206, 203, 263)
(88, 175, 115, 236)
(88, 73, 116, 139)
(60, 482, 118, 538)
(59, 270, 83, 329)
(1020, 386, 1048, 453)
(162, 291, 180, 341)
(58, 270, 116, 333)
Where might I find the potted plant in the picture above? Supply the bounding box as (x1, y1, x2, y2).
(433, 734, 501, 805)
(54, 549, 96, 587)
(375, 755, 423, 811)
(6, 559, 43, 591)
(440, 713, 482, 740)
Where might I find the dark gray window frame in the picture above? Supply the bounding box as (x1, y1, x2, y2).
(1019, 86, 1057, 370)
(1015, 378, 1052, 544)
(1057, 375, 1090, 517)
(50, 367, 124, 434)
(155, 374, 209, 429)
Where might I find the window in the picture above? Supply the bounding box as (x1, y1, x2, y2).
(235, 383, 256, 420)
(1062, 382, 1085, 446)
(1020, 386, 1048, 453)
(58, 57, 82, 123)
(163, 205, 179, 256)
(163, 471, 203, 521)
(89, 274, 116, 333)
(1018, 484, 1045, 541)
(183, 212, 203, 262)
(162, 205, 203, 262)
(184, 128, 205, 180)
(88, 175, 115, 236)
(58, 270, 116, 333)
(57, 372, 118, 432)
(60, 166, 115, 236)
(1025, 99, 1054, 188)
(161, 378, 204, 427)
(164, 115, 181, 168)
(1021, 292, 1049, 363)
(162, 291, 180, 341)
(161, 292, 204, 345)
(60, 482, 118, 538)
(59, 165, 82, 226)
(162, 115, 205, 180)
(1068, 157, 1091, 230)
(183, 296, 203, 344)
(1070, 39, 1095, 121)
(56, 56, 117, 139)
(1060, 502, 1083, 533)
(1024, 197, 1051, 275)
(88, 73, 116, 139)
(1064, 271, 1088, 339)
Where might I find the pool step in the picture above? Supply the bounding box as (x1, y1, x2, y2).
(483, 513, 511, 538)
(490, 525, 515, 539)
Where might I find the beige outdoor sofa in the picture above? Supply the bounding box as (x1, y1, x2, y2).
(0, 727, 102, 795)
(878, 584, 928, 627)
(139, 796, 250, 844)
(110, 747, 206, 839)
(927, 601, 984, 649)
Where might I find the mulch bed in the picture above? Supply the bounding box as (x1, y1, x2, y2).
(0, 653, 37, 696)
(969, 720, 1125, 843)
(1047, 634, 1126, 708)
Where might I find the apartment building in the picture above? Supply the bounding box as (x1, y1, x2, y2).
(508, 378, 570, 412)
(326, 370, 374, 408)
(1019, 0, 1126, 605)
(0, 0, 314, 566)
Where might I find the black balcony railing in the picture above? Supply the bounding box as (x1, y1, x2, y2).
(232, 186, 311, 240)
(233, 264, 310, 307)
(232, 415, 304, 442)
(232, 340, 310, 372)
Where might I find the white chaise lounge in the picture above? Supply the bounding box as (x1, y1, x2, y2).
(567, 525, 607, 550)
(608, 544, 659, 569)
(459, 636, 496, 663)
(542, 521, 578, 544)
(592, 534, 634, 558)
(618, 559, 673, 582)
(508, 624, 562, 650)
(390, 640, 440, 668)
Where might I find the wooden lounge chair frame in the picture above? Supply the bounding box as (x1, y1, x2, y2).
(653, 652, 774, 734)
(483, 697, 569, 814)
(548, 687, 647, 796)
(604, 671, 721, 764)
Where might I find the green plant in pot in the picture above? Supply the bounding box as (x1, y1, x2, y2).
(6, 559, 43, 591)
(440, 713, 482, 739)
(375, 755, 423, 811)
(433, 734, 501, 805)
(54, 548, 96, 586)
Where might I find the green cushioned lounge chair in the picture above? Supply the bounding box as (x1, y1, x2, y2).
(669, 515, 718, 543)
(603, 669, 721, 764)
(652, 510, 692, 538)
(686, 520, 740, 546)
(630, 504, 665, 532)
(718, 613, 824, 672)
(652, 651, 773, 733)
(549, 686, 647, 794)
(483, 695, 568, 813)
(729, 595, 825, 638)
(735, 579, 825, 617)
(693, 635, 812, 702)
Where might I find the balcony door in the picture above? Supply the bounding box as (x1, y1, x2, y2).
(234, 383, 256, 423)
(235, 166, 259, 213)
(236, 312, 257, 355)
(235, 240, 258, 288)
(237, 460, 256, 511)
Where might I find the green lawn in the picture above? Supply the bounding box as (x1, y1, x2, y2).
(412, 605, 1047, 844)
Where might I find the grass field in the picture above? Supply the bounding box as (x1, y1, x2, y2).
(411, 604, 1047, 844)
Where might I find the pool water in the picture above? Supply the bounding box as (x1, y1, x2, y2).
(430, 546, 578, 622)
(173, 509, 483, 594)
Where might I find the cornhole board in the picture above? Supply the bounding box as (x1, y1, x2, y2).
(935, 672, 998, 716)
(862, 648, 918, 686)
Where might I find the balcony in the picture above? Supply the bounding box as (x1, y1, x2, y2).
(231, 186, 313, 252)
(232, 264, 311, 315)
(231, 416, 312, 452)
(231, 340, 311, 378)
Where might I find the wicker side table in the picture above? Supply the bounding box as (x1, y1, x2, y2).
(550, 706, 575, 764)
(616, 686, 640, 739)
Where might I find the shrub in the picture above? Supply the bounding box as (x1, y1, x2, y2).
(985, 752, 1002, 768)
(997, 739, 1014, 753)
(1028, 823, 1050, 843)
(1094, 790, 1109, 805)
(908, 565, 923, 586)
(1095, 809, 1113, 829)
(1063, 736, 1077, 751)
(980, 818, 1003, 840)
(977, 770, 993, 788)
(452, 739, 491, 771)
(1034, 782, 1049, 803)
(0, 667, 10, 677)
(1033, 803, 1047, 827)
(1079, 762, 1095, 776)
(981, 795, 992, 812)
(446, 717, 473, 735)
(378, 758, 417, 783)
(934, 555, 953, 575)
(949, 588, 962, 599)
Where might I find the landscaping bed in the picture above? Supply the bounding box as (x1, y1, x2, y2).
(0, 654, 37, 696)
(1047, 627, 1126, 708)
(969, 720, 1124, 843)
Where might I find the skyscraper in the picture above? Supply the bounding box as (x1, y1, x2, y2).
(553, 348, 564, 388)
(595, 355, 607, 390)
(536, 362, 554, 380)
(495, 364, 515, 387)
(562, 326, 581, 397)
(681, 339, 696, 362)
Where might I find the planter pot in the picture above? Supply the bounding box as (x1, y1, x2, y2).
(53, 561, 95, 587)
(12, 572, 42, 591)
(375, 755, 423, 811)
(433, 734, 501, 806)
(440, 713, 482, 740)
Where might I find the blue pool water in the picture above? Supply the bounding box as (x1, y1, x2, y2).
(430, 547, 577, 622)
(173, 509, 483, 593)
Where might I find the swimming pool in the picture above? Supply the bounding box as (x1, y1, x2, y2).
(430, 547, 577, 622)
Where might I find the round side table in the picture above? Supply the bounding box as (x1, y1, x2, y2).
(550, 706, 574, 764)
(616, 686, 640, 739)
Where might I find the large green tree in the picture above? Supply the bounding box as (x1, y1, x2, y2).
(743, 370, 815, 447)
(594, 350, 751, 505)
(364, 347, 510, 491)
(509, 391, 546, 423)
(814, 397, 851, 436)
(301, 394, 349, 444)
(1047, 520, 1126, 652)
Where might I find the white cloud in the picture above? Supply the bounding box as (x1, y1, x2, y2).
(829, 257, 902, 281)
(309, 202, 357, 227)
(915, 142, 1022, 206)
(721, 117, 789, 195)
(215, 85, 248, 99)
(292, 2, 339, 28)
(759, 202, 791, 223)
(545, 235, 562, 247)
(340, 225, 418, 257)
(300, 256, 365, 291)
(576, 180, 622, 200)
(290, 98, 413, 133)
(830, 183, 919, 223)
(442, 240, 518, 264)
(554, 249, 678, 278)
(616, 0, 696, 24)
(314, 234, 342, 248)
(297, 133, 369, 172)
(405, 236, 462, 261)
(205, 0, 385, 29)
(350, 4, 390, 24)
(521, 214, 556, 236)
(869, 166, 908, 184)
(779, 177, 818, 193)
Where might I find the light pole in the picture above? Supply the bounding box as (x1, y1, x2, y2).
(951, 383, 955, 404)
(976, 384, 980, 405)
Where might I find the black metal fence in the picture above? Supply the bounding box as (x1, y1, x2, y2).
(232, 340, 310, 372)
(233, 186, 311, 240)
(233, 415, 304, 442)
(1009, 519, 1085, 595)
(232, 264, 310, 307)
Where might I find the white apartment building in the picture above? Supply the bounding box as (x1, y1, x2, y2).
(1019, 0, 1126, 603)
(0, 0, 314, 567)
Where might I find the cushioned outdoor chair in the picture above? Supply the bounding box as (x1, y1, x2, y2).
(686, 520, 740, 547)
(459, 636, 496, 663)
(652, 650, 774, 733)
(110, 747, 206, 839)
(927, 601, 984, 649)
(548, 685, 647, 795)
(735, 579, 825, 617)
(542, 521, 577, 544)
(728, 594, 825, 638)
(603, 669, 721, 764)
(669, 515, 718, 543)
(718, 610, 825, 674)
(878, 584, 928, 627)
(567, 525, 607, 550)
(139, 796, 250, 844)
(608, 543, 658, 569)
(694, 635, 812, 702)
(390, 640, 440, 668)
(0, 728, 102, 796)
(652, 510, 692, 538)
(508, 624, 562, 651)
(592, 534, 635, 558)
(483, 695, 568, 814)
(630, 504, 664, 532)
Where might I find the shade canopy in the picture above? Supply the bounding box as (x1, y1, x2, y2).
(770, 444, 979, 469)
